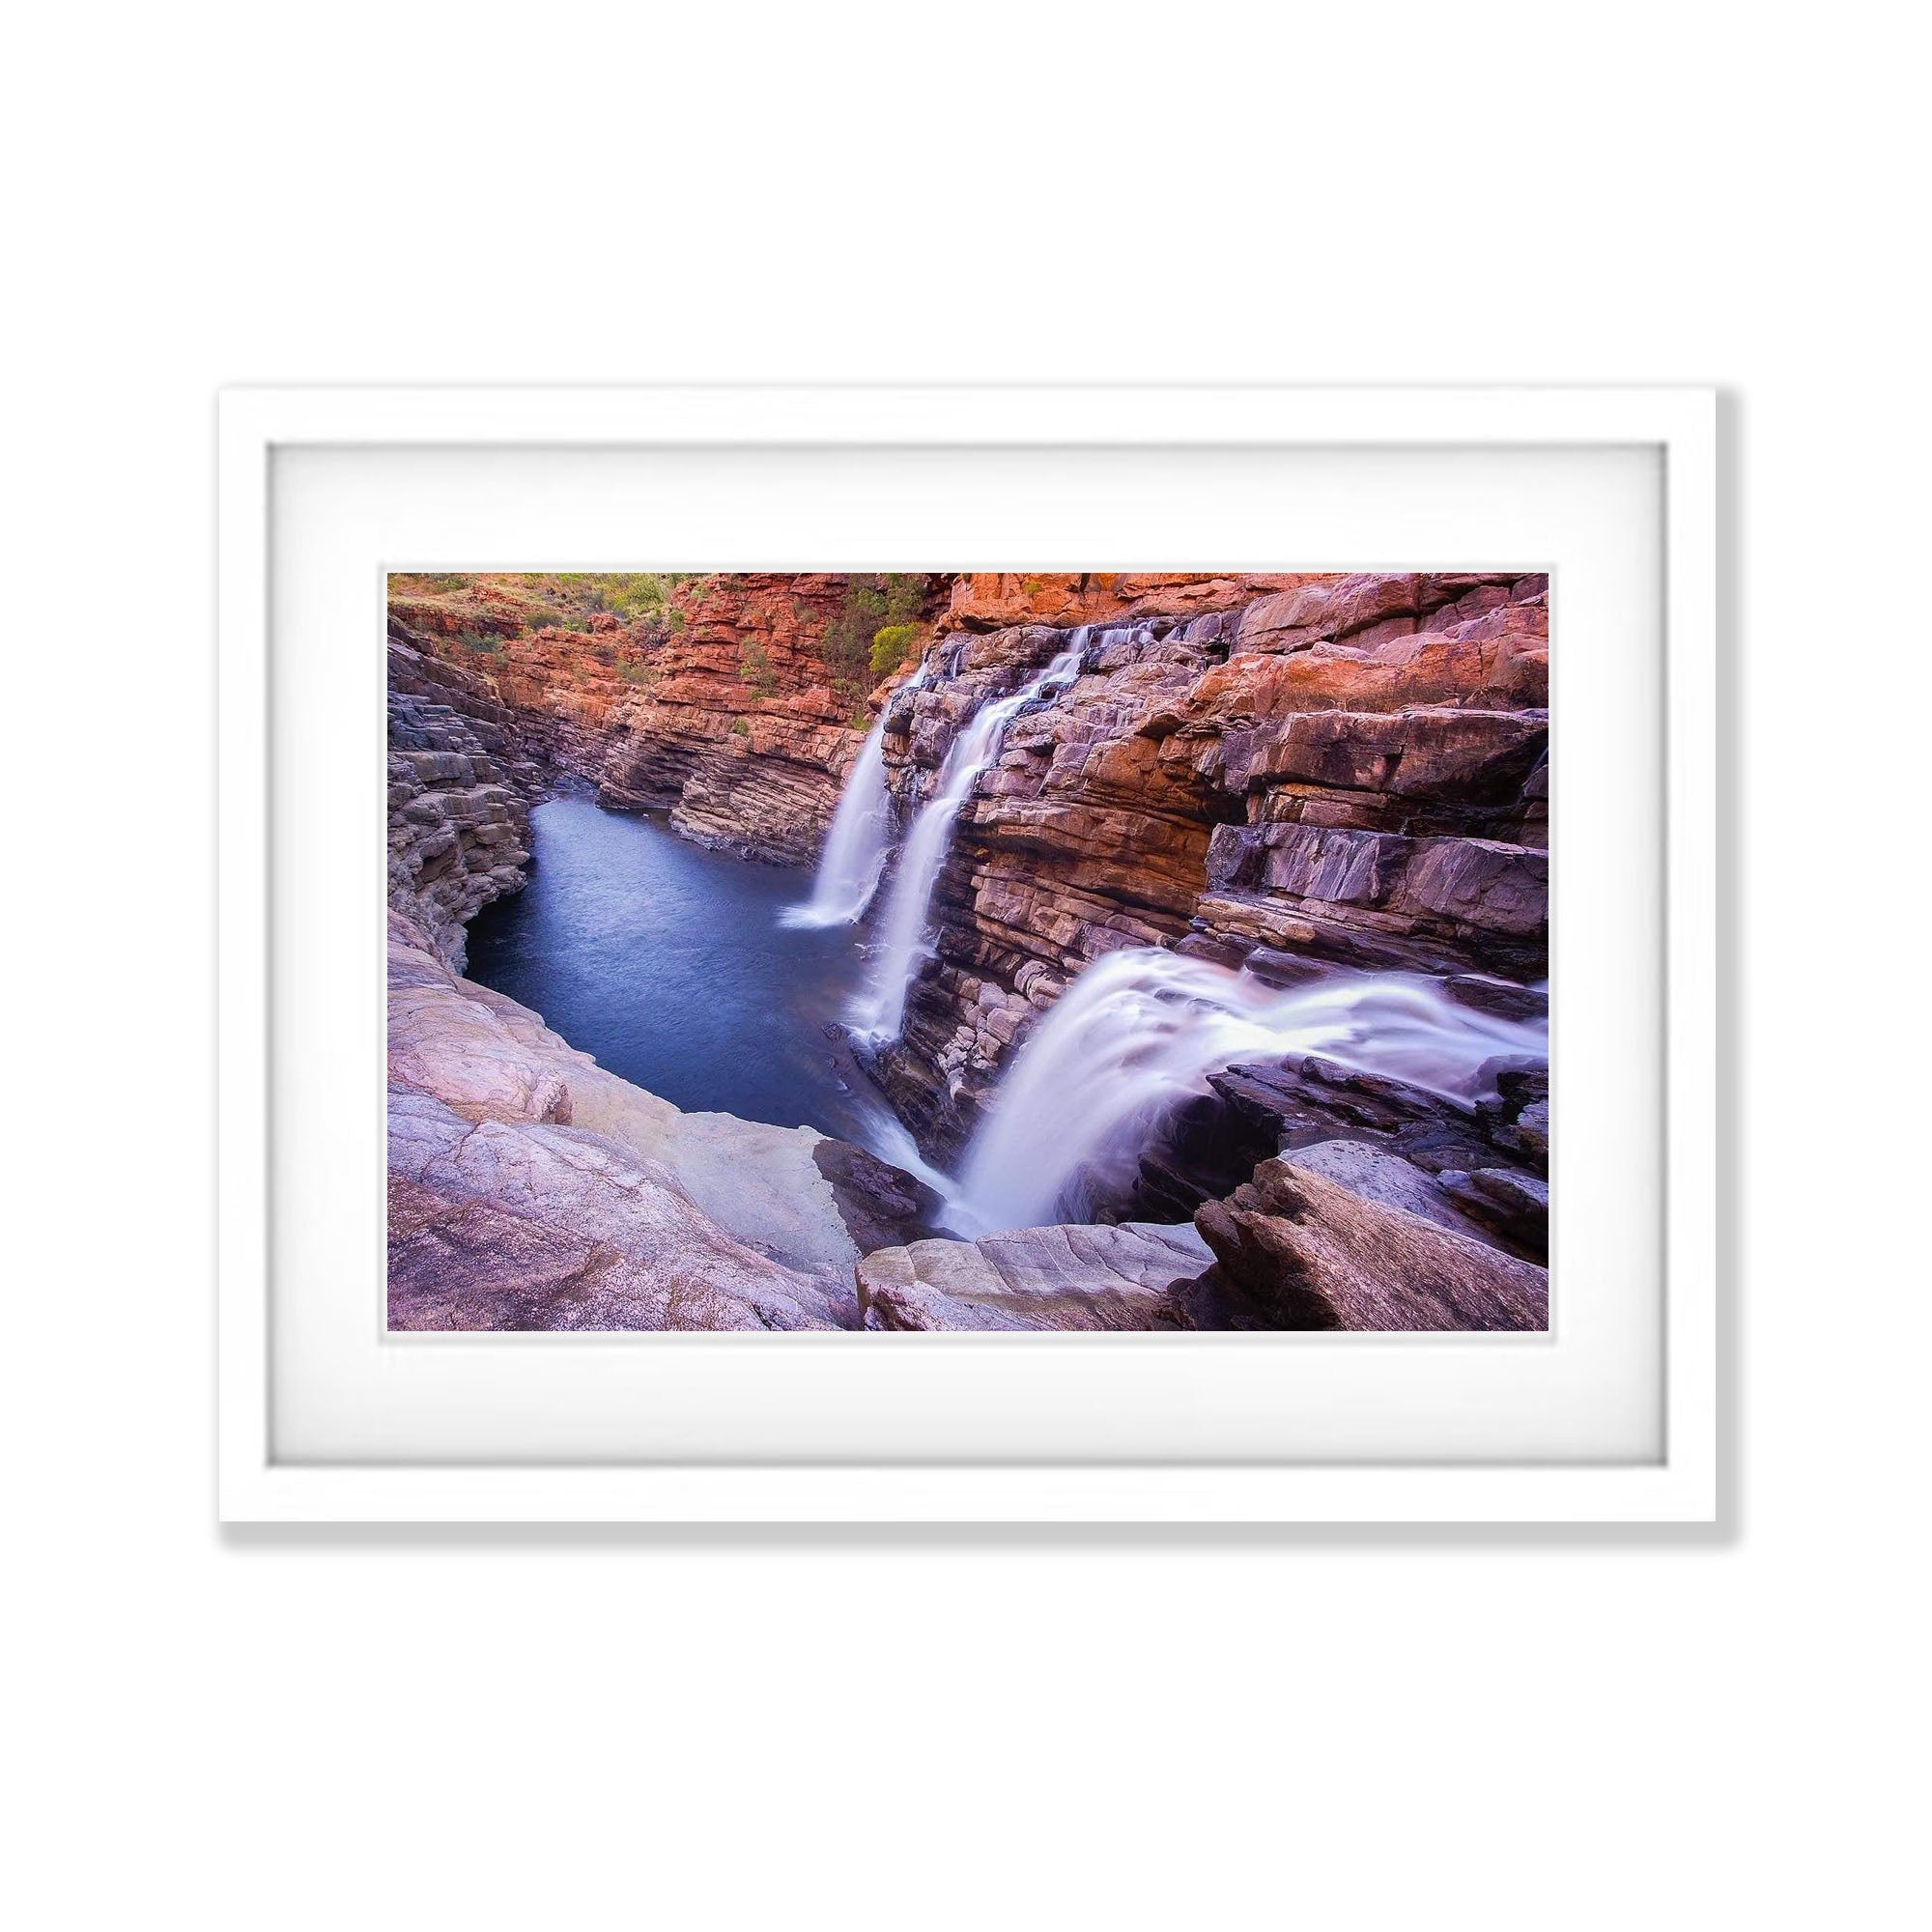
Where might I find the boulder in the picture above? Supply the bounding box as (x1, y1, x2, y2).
(1189, 1157, 1548, 1330)
(856, 1222, 1214, 1332)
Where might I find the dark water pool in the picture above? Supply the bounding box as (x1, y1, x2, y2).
(466, 796, 888, 1144)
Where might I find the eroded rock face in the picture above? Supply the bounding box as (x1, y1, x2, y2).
(855, 1221, 1213, 1332)
(865, 572, 1549, 1164)
(1188, 1158, 1548, 1331)
(595, 574, 935, 863)
(386, 641, 534, 972)
(387, 594, 643, 787)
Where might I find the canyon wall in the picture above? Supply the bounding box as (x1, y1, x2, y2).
(389, 571, 946, 864)
(864, 572, 1550, 1231)
(386, 637, 536, 972)
(387, 565, 1549, 1203)
(594, 574, 921, 863)
(384, 569, 1552, 1319)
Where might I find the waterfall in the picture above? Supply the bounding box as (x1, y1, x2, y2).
(951, 948, 1548, 1235)
(847, 641, 1087, 1042)
(780, 671, 923, 929)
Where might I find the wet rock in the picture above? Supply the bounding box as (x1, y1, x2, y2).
(866, 573, 1551, 1166)
(1477, 1068, 1551, 1173)
(1447, 975, 1549, 1023)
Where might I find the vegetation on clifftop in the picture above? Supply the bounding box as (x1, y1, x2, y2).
(822, 575, 933, 696)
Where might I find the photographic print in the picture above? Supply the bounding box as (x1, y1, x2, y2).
(387, 570, 1549, 1333)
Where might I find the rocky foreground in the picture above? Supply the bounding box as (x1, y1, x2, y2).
(386, 913, 1544, 1332)
(384, 569, 1550, 1331)
(387, 909, 935, 1328)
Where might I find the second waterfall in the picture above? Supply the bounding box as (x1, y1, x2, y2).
(848, 641, 1086, 1043)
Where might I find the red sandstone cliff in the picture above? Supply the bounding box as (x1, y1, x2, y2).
(863, 572, 1550, 1229)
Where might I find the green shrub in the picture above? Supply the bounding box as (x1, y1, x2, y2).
(456, 629, 506, 658)
(619, 661, 661, 686)
(869, 622, 919, 676)
(739, 639, 779, 697)
(667, 609, 688, 634)
(730, 716, 751, 736)
(822, 574, 930, 687)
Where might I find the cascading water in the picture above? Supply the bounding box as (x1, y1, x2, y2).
(847, 641, 1087, 1042)
(780, 669, 924, 929)
(951, 948, 1548, 1235)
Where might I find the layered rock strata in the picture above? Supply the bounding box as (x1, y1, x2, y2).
(595, 574, 934, 863)
(1137, 1060, 1550, 1261)
(1187, 1158, 1548, 1331)
(864, 572, 1550, 1218)
(384, 569, 1554, 1326)
(386, 639, 535, 972)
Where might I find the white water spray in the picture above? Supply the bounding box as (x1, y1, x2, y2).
(952, 948, 1547, 1235)
(848, 642, 1086, 1041)
(780, 671, 924, 929)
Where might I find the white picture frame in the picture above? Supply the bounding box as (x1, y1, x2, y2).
(218, 384, 1717, 1523)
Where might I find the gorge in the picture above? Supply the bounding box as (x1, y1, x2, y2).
(386, 569, 1554, 1331)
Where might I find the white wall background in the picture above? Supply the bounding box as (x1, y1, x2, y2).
(6, 5, 1923, 1927)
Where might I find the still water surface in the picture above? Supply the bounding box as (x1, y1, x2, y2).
(466, 797, 888, 1145)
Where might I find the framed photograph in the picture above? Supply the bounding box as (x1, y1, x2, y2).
(217, 384, 1717, 1522)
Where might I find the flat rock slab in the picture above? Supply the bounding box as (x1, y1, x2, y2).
(388, 1090, 841, 1331)
(857, 1221, 1212, 1331)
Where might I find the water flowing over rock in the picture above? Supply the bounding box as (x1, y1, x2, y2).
(864, 572, 1549, 1178)
(780, 672, 923, 928)
(952, 947, 1547, 1235)
(850, 643, 1086, 1041)
(595, 574, 934, 864)
(384, 569, 1553, 1329)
